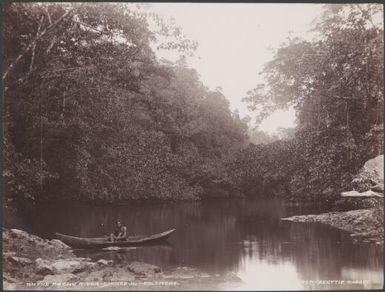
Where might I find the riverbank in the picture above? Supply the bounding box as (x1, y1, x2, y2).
(281, 208, 384, 245)
(2, 228, 243, 290)
(281, 155, 384, 245)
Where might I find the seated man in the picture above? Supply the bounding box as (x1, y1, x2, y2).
(109, 219, 127, 242)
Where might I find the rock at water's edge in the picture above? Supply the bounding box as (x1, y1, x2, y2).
(127, 261, 161, 276)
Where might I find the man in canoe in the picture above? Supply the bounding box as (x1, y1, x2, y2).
(109, 219, 127, 242)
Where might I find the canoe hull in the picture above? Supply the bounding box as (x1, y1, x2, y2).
(55, 228, 175, 249)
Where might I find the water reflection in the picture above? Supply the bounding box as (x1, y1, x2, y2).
(235, 222, 383, 290)
(5, 198, 383, 290)
(237, 258, 302, 290)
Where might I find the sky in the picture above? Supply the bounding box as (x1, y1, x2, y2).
(147, 3, 324, 134)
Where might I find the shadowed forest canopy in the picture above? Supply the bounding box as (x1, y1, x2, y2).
(3, 3, 248, 205)
(237, 4, 384, 200)
(3, 3, 384, 207)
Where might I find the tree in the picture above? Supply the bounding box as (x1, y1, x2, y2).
(3, 3, 247, 206)
(241, 4, 384, 200)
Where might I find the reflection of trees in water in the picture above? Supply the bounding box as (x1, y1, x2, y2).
(280, 222, 383, 281)
(24, 199, 383, 281)
(31, 201, 205, 237)
(30, 200, 244, 273)
(238, 220, 383, 282)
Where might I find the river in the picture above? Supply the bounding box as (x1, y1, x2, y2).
(4, 198, 383, 290)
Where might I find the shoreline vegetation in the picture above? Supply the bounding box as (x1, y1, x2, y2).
(282, 155, 384, 245)
(3, 3, 383, 208)
(2, 3, 384, 289)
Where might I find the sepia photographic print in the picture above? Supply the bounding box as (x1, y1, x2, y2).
(2, 2, 384, 291)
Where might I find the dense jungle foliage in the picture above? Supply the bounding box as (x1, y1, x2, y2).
(236, 4, 384, 201)
(3, 3, 248, 205)
(3, 3, 384, 207)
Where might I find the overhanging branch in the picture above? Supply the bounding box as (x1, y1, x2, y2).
(2, 8, 74, 82)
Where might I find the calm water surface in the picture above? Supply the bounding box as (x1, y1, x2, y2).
(5, 198, 383, 290)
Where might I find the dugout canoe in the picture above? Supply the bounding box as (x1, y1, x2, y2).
(55, 228, 176, 249)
